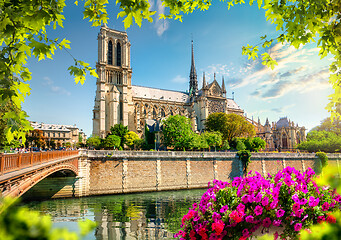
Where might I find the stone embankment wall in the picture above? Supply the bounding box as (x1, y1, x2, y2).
(77, 151, 341, 197)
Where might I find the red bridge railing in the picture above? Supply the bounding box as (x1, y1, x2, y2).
(0, 150, 79, 175)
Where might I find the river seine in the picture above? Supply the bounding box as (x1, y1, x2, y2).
(25, 189, 205, 240)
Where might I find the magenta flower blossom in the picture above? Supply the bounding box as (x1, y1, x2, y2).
(245, 215, 254, 223)
(294, 223, 302, 231)
(322, 202, 330, 211)
(300, 198, 308, 205)
(255, 192, 262, 202)
(177, 166, 341, 240)
(273, 220, 282, 226)
(276, 209, 285, 218)
(292, 203, 300, 212)
(261, 196, 269, 206)
(309, 196, 320, 207)
(254, 205, 263, 216)
(220, 205, 229, 213)
(242, 228, 249, 237)
(263, 217, 272, 228)
(241, 194, 249, 204)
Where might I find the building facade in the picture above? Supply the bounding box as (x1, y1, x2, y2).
(30, 122, 87, 147)
(255, 117, 306, 150)
(92, 26, 306, 150)
(92, 26, 244, 138)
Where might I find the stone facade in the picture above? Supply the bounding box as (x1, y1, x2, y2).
(30, 121, 87, 147)
(255, 117, 306, 150)
(92, 26, 244, 138)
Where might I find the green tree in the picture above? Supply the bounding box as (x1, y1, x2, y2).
(162, 115, 194, 150)
(201, 131, 223, 151)
(65, 142, 71, 148)
(108, 124, 129, 148)
(78, 133, 83, 144)
(297, 130, 341, 153)
(311, 117, 341, 135)
(236, 139, 246, 151)
(206, 113, 256, 143)
(124, 131, 140, 149)
(189, 133, 208, 150)
(86, 135, 102, 149)
(251, 137, 266, 152)
(102, 135, 121, 149)
(25, 129, 46, 148)
(143, 126, 155, 150)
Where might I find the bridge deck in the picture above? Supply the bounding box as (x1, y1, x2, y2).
(0, 154, 79, 184)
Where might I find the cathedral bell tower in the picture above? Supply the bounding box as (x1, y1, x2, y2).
(189, 40, 198, 99)
(93, 25, 132, 137)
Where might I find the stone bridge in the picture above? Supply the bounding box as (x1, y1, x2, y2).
(0, 151, 79, 199)
(1, 150, 340, 200)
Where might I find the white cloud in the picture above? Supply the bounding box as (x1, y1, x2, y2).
(154, 0, 169, 36)
(42, 77, 71, 96)
(171, 75, 187, 83)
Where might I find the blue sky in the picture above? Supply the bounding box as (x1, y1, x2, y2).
(23, 1, 332, 137)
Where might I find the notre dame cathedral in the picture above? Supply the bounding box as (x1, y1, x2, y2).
(92, 25, 306, 150)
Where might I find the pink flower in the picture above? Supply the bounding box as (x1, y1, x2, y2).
(322, 202, 330, 211)
(237, 203, 245, 212)
(261, 196, 269, 206)
(294, 223, 302, 231)
(245, 215, 254, 223)
(220, 205, 229, 213)
(292, 203, 300, 212)
(317, 216, 325, 223)
(241, 195, 249, 204)
(274, 231, 279, 240)
(254, 205, 263, 216)
(242, 228, 249, 237)
(276, 209, 285, 218)
(263, 217, 272, 228)
(273, 220, 282, 226)
(309, 196, 319, 207)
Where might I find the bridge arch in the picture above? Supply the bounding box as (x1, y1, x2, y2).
(4, 163, 78, 199)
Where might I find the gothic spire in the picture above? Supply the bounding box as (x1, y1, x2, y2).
(265, 117, 270, 126)
(221, 76, 226, 94)
(202, 72, 206, 89)
(189, 40, 198, 96)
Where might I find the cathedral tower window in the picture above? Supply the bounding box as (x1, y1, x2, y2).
(108, 40, 113, 65)
(117, 42, 121, 66)
(119, 101, 123, 121)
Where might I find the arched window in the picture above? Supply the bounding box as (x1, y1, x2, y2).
(153, 108, 157, 119)
(116, 42, 121, 66)
(282, 133, 288, 149)
(108, 40, 113, 65)
(161, 108, 165, 118)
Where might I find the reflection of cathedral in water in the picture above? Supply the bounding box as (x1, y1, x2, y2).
(94, 200, 179, 239)
(28, 190, 203, 240)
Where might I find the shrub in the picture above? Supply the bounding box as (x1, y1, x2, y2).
(176, 167, 341, 240)
(237, 150, 251, 175)
(236, 140, 246, 151)
(316, 151, 328, 168)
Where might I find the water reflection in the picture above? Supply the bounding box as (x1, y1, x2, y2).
(26, 189, 205, 240)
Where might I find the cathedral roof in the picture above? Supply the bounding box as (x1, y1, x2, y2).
(132, 85, 189, 103)
(226, 99, 242, 110)
(276, 117, 290, 129)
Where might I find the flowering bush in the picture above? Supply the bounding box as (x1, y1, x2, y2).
(175, 167, 341, 240)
